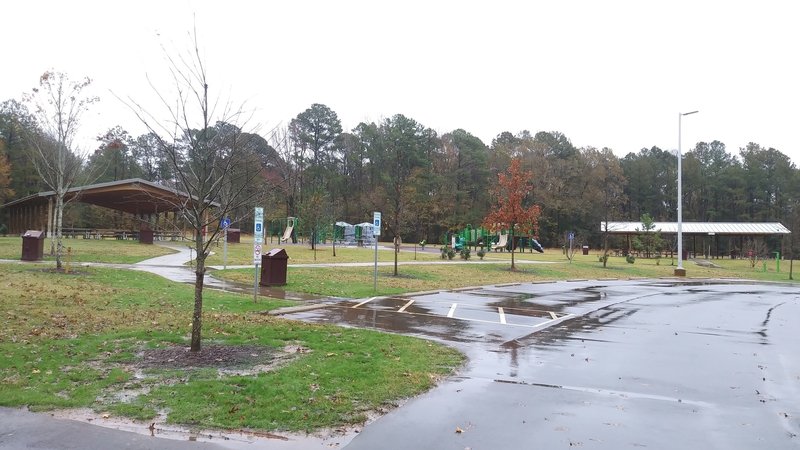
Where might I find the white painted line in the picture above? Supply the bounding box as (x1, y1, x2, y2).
(532, 313, 574, 330)
(549, 311, 558, 320)
(498, 307, 507, 324)
(447, 303, 458, 318)
(398, 300, 415, 313)
(451, 316, 540, 328)
(351, 297, 376, 308)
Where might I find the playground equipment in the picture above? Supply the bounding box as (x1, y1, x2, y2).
(334, 221, 356, 245)
(354, 222, 376, 246)
(491, 233, 508, 251)
(449, 224, 544, 253)
(445, 225, 493, 251)
(280, 217, 297, 243)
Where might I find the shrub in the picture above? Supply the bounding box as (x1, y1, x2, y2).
(477, 249, 486, 260)
(626, 255, 636, 264)
(460, 248, 471, 260)
(447, 248, 456, 260)
(598, 254, 608, 264)
(419, 240, 426, 249)
(440, 246, 449, 259)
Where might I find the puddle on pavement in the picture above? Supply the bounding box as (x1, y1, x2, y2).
(472, 288, 605, 314)
(292, 305, 483, 343)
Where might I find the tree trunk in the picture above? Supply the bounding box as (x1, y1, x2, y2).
(510, 226, 516, 271)
(393, 235, 398, 276)
(49, 198, 55, 256)
(55, 193, 64, 270)
(601, 221, 609, 268)
(190, 235, 205, 352)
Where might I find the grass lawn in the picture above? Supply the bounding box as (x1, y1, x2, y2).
(0, 236, 174, 264)
(215, 249, 798, 298)
(0, 264, 463, 432)
(204, 238, 442, 266)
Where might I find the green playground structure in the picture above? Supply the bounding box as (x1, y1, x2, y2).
(446, 224, 544, 253)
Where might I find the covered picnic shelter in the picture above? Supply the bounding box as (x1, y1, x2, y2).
(1, 178, 214, 243)
(600, 221, 791, 259)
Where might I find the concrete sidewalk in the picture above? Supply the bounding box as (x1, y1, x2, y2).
(132, 243, 198, 284)
(0, 407, 223, 450)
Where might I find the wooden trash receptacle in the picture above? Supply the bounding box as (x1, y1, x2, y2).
(21, 230, 45, 261)
(260, 248, 288, 286)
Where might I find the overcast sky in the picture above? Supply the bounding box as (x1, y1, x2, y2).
(3, 0, 798, 163)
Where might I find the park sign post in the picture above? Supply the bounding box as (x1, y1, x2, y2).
(373, 212, 381, 291)
(253, 207, 264, 301)
(567, 231, 575, 263)
(221, 217, 230, 270)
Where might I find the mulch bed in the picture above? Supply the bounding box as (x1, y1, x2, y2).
(139, 344, 277, 369)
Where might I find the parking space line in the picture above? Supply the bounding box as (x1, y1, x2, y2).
(398, 300, 415, 313)
(351, 297, 376, 308)
(532, 313, 574, 330)
(455, 315, 542, 328)
(344, 298, 571, 330)
(447, 303, 458, 318)
(338, 301, 557, 329)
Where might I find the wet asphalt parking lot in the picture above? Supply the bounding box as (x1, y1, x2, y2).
(286, 278, 800, 450)
(3, 271, 799, 449)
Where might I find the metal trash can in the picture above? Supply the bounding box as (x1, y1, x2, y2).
(260, 248, 288, 286)
(21, 230, 45, 261)
(582, 245, 589, 255)
(227, 228, 241, 243)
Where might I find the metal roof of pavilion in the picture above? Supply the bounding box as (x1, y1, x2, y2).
(600, 222, 790, 235)
(0, 178, 219, 215)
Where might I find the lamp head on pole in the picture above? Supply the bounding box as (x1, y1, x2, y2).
(682, 110, 699, 116)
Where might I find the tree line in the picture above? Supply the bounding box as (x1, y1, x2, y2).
(2, 98, 799, 253)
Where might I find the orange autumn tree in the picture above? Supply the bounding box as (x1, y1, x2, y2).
(483, 158, 542, 270)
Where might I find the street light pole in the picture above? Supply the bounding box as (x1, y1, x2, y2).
(676, 110, 698, 276)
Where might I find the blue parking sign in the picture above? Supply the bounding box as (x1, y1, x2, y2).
(373, 212, 381, 236)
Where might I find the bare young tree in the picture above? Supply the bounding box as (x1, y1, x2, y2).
(125, 31, 264, 352)
(23, 71, 97, 268)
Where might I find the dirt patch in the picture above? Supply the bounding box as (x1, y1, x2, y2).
(47, 407, 360, 448)
(139, 344, 280, 370)
(37, 268, 90, 276)
(694, 259, 721, 268)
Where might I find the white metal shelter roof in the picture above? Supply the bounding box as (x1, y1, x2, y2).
(600, 222, 790, 235)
